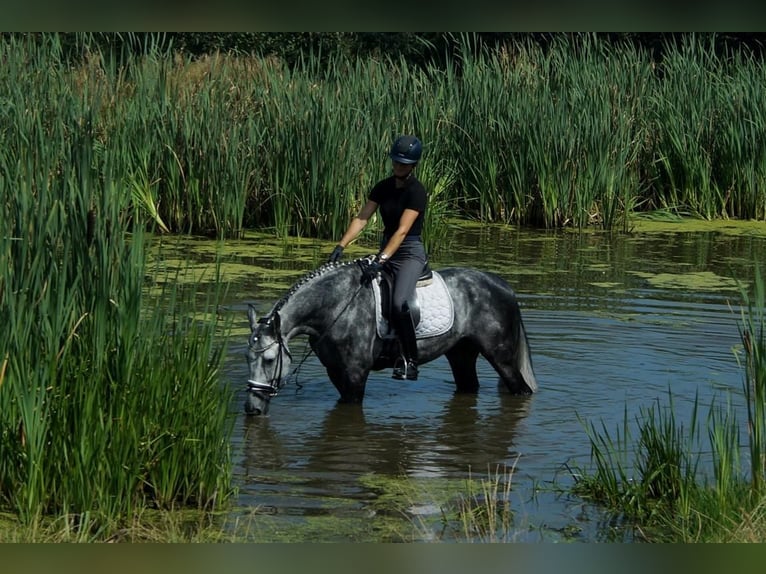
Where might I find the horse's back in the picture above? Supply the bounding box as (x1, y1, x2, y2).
(438, 266, 520, 305)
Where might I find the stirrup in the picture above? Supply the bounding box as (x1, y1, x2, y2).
(392, 358, 418, 381)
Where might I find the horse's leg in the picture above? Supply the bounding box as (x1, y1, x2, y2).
(445, 339, 480, 393)
(326, 364, 369, 404)
(481, 349, 531, 395)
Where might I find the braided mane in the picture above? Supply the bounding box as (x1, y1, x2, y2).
(269, 257, 368, 316)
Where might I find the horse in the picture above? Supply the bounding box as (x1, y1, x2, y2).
(245, 256, 538, 415)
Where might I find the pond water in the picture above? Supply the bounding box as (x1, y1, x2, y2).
(161, 220, 766, 542)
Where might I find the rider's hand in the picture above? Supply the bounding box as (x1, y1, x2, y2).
(367, 259, 384, 275)
(328, 245, 344, 263)
(366, 253, 387, 275)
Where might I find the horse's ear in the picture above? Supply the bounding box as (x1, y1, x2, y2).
(247, 304, 258, 331)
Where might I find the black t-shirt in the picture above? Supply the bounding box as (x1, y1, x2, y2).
(369, 175, 427, 238)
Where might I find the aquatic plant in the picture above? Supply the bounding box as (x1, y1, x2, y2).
(737, 265, 766, 494)
(570, 265, 766, 541)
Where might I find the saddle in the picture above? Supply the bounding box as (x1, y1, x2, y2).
(367, 260, 454, 340)
(376, 261, 432, 327)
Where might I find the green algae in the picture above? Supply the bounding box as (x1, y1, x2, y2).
(629, 215, 766, 237)
(629, 270, 740, 292)
(240, 511, 408, 542)
(148, 259, 262, 284)
(589, 282, 624, 289)
(226, 473, 462, 542)
(359, 472, 467, 513)
(142, 219, 762, 332)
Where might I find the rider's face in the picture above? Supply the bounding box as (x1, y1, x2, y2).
(392, 161, 414, 179)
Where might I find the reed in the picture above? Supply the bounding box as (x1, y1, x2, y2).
(737, 266, 766, 493)
(0, 35, 235, 532)
(454, 463, 518, 543)
(4, 33, 766, 241)
(571, 394, 700, 528)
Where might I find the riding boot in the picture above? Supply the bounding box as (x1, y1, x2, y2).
(392, 309, 419, 381)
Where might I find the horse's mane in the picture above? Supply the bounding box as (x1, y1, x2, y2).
(269, 257, 368, 316)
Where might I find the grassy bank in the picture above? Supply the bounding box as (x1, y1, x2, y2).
(2, 34, 765, 249)
(570, 268, 766, 542)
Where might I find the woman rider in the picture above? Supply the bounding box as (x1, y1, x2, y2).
(327, 135, 428, 381)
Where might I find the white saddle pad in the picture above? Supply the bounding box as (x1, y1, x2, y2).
(372, 270, 454, 339)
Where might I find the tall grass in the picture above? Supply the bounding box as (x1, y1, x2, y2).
(571, 266, 766, 541)
(0, 34, 235, 533)
(3, 33, 765, 246)
(738, 266, 766, 494)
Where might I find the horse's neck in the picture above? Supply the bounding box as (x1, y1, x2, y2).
(278, 269, 350, 340)
(279, 298, 320, 341)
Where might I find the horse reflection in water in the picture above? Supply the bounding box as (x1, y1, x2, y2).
(245, 257, 538, 415)
(304, 393, 533, 478)
(238, 392, 532, 501)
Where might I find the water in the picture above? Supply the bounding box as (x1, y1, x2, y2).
(197, 224, 764, 542)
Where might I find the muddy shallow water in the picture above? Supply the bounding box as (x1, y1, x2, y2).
(159, 220, 765, 541)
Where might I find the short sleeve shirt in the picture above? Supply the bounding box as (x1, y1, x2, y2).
(369, 175, 427, 238)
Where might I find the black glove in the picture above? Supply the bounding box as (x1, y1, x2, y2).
(366, 258, 384, 275)
(360, 255, 384, 284)
(328, 245, 344, 263)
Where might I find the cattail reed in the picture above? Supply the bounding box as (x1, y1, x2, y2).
(4, 34, 765, 242)
(0, 34, 235, 531)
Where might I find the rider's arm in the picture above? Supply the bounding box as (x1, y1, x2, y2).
(337, 200, 378, 248)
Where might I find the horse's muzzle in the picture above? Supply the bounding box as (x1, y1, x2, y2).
(245, 382, 274, 416)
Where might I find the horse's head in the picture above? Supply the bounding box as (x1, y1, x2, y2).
(245, 305, 292, 416)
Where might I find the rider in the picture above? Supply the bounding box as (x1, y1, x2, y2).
(327, 134, 428, 381)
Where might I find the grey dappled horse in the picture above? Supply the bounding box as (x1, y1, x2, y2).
(245, 257, 538, 415)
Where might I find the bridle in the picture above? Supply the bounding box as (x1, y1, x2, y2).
(246, 313, 292, 399)
(246, 257, 376, 401)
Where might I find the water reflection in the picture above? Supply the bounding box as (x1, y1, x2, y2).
(241, 415, 286, 474)
(299, 393, 532, 479)
(237, 391, 532, 492)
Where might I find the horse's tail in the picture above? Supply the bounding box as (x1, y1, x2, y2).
(515, 314, 538, 393)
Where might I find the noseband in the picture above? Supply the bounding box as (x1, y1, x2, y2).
(247, 314, 292, 399)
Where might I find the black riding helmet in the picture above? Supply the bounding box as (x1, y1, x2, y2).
(389, 135, 422, 165)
